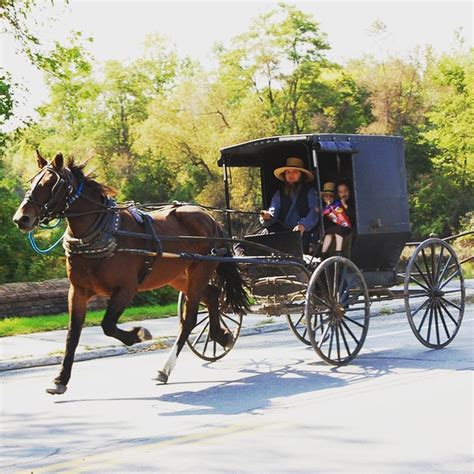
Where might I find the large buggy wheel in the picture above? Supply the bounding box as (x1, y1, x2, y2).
(179, 292, 243, 362)
(305, 256, 370, 365)
(404, 238, 465, 348)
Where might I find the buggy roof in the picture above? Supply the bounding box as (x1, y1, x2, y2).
(218, 133, 401, 167)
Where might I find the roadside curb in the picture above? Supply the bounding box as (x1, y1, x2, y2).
(1, 294, 470, 372)
(0, 321, 297, 372)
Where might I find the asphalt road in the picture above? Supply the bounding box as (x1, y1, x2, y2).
(1, 305, 473, 473)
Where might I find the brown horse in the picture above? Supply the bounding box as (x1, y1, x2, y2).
(13, 152, 248, 394)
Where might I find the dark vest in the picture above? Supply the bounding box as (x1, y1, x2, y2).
(279, 183, 311, 224)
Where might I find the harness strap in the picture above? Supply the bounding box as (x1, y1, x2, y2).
(137, 213, 163, 285)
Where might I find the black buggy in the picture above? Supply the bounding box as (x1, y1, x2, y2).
(180, 133, 469, 365)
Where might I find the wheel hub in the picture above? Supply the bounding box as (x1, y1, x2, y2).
(333, 304, 345, 318)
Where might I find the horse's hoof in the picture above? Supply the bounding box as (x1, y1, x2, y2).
(137, 327, 153, 342)
(46, 383, 67, 395)
(156, 371, 168, 384)
(224, 333, 234, 350)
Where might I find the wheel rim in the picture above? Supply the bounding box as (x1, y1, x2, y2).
(404, 238, 465, 348)
(180, 292, 243, 361)
(305, 257, 370, 365)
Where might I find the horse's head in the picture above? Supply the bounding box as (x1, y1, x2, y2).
(13, 151, 78, 232)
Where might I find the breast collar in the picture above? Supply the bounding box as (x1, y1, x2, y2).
(63, 197, 121, 259)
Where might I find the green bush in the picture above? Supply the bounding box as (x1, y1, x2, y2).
(131, 286, 178, 307)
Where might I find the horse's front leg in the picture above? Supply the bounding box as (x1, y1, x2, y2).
(101, 287, 152, 346)
(46, 286, 89, 395)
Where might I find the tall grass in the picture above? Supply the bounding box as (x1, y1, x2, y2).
(0, 303, 177, 337)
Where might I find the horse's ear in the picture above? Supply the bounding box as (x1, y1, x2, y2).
(36, 150, 47, 169)
(52, 153, 64, 170)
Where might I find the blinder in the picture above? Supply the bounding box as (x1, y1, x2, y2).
(23, 165, 81, 224)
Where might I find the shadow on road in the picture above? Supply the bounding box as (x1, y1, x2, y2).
(53, 342, 472, 416)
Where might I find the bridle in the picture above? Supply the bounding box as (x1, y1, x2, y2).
(23, 165, 84, 224)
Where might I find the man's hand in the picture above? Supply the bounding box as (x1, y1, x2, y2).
(293, 224, 305, 234)
(260, 210, 273, 221)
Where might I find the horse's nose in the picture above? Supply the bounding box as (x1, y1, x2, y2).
(13, 214, 31, 229)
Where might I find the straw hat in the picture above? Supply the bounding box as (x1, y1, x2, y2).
(321, 182, 336, 196)
(274, 157, 314, 182)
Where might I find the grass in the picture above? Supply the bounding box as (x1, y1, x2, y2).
(256, 317, 276, 326)
(0, 303, 177, 338)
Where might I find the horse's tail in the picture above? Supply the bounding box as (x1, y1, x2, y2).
(216, 259, 250, 315)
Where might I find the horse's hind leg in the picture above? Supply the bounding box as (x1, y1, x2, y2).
(157, 264, 215, 384)
(101, 287, 153, 346)
(202, 284, 233, 349)
(157, 294, 199, 384)
(47, 286, 89, 395)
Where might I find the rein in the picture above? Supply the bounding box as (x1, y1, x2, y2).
(24, 165, 293, 260)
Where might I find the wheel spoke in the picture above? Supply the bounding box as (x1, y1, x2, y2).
(343, 315, 365, 328)
(434, 245, 444, 284)
(417, 302, 432, 333)
(343, 291, 364, 307)
(339, 322, 351, 357)
(222, 314, 241, 325)
(426, 302, 435, 343)
(430, 244, 437, 288)
(441, 289, 462, 295)
(328, 326, 335, 358)
(410, 298, 430, 318)
(302, 327, 308, 340)
(341, 319, 360, 345)
(437, 254, 453, 284)
(408, 274, 431, 292)
(436, 301, 451, 339)
(434, 300, 440, 345)
(202, 331, 211, 355)
(294, 313, 305, 328)
(213, 340, 217, 358)
(317, 323, 332, 348)
(337, 268, 347, 303)
(192, 321, 210, 347)
(343, 306, 367, 313)
(333, 261, 339, 300)
(323, 268, 333, 303)
(314, 315, 331, 332)
(421, 248, 434, 286)
(194, 317, 208, 329)
(438, 299, 459, 327)
(439, 269, 461, 290)
(335, 324, 341, 361)
(311, 294, 333, 311)
(440, 296, 462, 311)
(219, 315, 232, 333)
(413, 261, 432, 289)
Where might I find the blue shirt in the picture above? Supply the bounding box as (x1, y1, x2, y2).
(260, 187, 320, 231)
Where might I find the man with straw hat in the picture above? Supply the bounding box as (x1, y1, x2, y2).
(259, 156, 319, 252)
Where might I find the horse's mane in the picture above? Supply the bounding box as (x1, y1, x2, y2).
(67, 158, 117, 197)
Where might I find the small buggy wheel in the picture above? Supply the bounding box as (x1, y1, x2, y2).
(180, 292, 243, 361)
(285, 271, 311, 345)
(404, 238, 465, 348)
(305, 256, 370, 365)
(286, 311, 311, 345)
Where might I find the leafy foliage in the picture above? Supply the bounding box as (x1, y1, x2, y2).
(1, 5, 473, 284)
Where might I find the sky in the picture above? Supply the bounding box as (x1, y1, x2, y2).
(0, 0, 472, 128)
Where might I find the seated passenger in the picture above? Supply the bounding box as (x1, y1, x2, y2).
(260, 157, 320, 253)
(320, 181, 354, 259)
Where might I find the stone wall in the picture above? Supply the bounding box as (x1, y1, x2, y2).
(0, 279, 108, 317)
